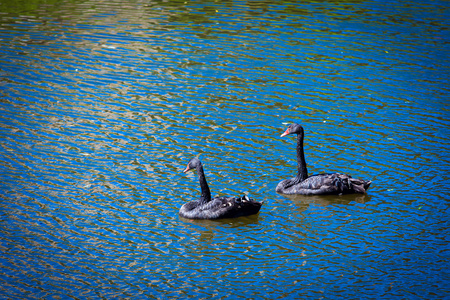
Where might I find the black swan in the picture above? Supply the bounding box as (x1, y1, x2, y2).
(180, 158, 263, 219)
(276, 123, 371, 195)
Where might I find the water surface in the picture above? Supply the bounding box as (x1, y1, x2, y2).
(0, 0, 449, 298)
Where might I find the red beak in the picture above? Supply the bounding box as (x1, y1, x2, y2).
(280, 128, 290, 137)
(183, 165, 190, 173)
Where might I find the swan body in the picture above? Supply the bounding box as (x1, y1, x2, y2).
(180, 158, 262, 219)
(276, 173, 371, 195)
(276, 123, 371, 195)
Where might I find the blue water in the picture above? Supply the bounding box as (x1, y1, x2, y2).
(0, 0, 449, 298)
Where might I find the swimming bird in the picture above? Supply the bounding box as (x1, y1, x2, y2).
(276, 123, 371, 195)
(180, 158, 263, 219)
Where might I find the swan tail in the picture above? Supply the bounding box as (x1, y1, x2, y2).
(349, 178, 371, 193)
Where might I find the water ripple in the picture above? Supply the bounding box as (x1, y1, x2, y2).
(0, 0, 449, 299)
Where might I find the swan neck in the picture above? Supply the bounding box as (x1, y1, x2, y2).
(196, 164, 212, 203)
(296, 133, 308, 181)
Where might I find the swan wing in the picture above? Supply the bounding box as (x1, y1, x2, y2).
(179, 196, 262, 219)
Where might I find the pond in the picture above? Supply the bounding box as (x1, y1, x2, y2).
(0, 0, 448, 298)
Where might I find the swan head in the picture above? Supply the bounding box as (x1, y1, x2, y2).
(183, 157, 202, 173)
(280, 123, 304, 137)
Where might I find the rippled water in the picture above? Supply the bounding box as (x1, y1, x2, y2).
(0, 0, 449, 298)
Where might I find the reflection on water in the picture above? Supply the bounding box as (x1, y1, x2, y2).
(281, 193, 371, 212)
(0, 0, 449, 299)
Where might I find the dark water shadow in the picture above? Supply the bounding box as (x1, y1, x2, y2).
(178, 212, 262, 228)
(177, 214, 263, 252)
(278, 192, 371, 212)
